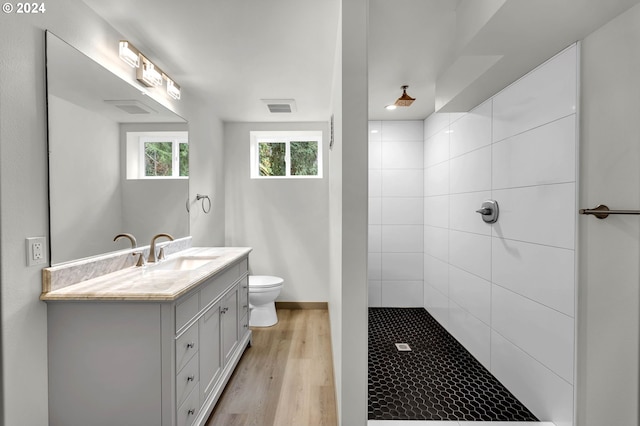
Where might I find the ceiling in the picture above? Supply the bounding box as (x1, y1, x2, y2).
(82, 0, 640, 122)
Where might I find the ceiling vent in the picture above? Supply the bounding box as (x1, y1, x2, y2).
(262, 99, 297, 114)
(104, 100, 157, 115)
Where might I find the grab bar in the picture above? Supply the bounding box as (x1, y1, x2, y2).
(579, 204, 640, 219)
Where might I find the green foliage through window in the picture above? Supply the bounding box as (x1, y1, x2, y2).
(291, 141, 318, 176)
(259, 142, 286, 176)
(251, 131, 322, 179)
(143, 139, 189, 178)
(145, 141, 173, 176)
(179, 143, 189, 176)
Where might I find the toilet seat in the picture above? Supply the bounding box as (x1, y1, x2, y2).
(249, 275, 284, 289)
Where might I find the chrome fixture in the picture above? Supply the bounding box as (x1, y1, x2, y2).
(113, 233, 137, 248)
(148, 233, 174, 263)
(579, 204, 640, 219)
(476, 200, 499, 223)
(119, 40, 181, 100)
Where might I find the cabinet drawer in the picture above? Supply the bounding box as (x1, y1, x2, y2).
(176, 323, 198, 372)
(176, 353, 199, 407)
(239, 276, 249, 314)
(240, 312, 249, 335)
(200, 264, 239, 309)
(177, 383, 200, 426)
(176, 292, 199, 331)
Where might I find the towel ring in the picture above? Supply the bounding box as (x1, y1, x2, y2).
(196, 194, 212, 214)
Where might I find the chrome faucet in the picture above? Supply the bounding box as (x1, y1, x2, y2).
(148, 233, 174, 263)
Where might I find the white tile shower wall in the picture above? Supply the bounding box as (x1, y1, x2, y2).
(422, 44, 578, 426)
(369, 120, 424, 307)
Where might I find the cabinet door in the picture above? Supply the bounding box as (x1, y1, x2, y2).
(221, 288, 239, 365)
(199, 302, 222, 401)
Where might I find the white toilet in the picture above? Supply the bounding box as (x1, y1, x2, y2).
(248, 275, 284, 327)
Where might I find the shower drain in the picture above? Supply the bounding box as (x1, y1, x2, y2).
(395, 343, 411, 351)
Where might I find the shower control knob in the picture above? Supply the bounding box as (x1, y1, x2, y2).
(476, 200, 499, 224)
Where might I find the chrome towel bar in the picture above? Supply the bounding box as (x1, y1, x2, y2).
(579, 204, 640, 219)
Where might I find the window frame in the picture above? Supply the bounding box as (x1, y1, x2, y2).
(139, 135, 189, 179)
(250, 130, 323, 179)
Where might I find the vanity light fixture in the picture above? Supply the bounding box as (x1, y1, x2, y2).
(137, 56, 163, 87)
(119, 41, 140, 68)
(165, 77, 181, 100)
(120, 39, 181, 101)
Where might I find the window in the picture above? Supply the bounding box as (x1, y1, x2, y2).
(141, 137, 189, 178)
(125, 131, 188, 179)
(250, 131, 322, 179)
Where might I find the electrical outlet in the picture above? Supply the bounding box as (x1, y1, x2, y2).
(26, 237, 47, 266)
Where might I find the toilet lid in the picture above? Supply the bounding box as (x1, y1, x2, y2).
(249, 275, 284, 288)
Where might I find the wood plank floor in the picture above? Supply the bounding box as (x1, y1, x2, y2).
(206, 309, 338, 426)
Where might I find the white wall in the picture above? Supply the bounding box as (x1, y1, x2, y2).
(577, 4, 640, 425)
(0, 2, 224, 424)
(332, 0, 369, 424)
(368, 120, 425, 307)
(224, 122, 330, 302)
(423, 45, 578, 426)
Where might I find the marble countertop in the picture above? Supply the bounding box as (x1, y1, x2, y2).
(40, 247, 252, 302)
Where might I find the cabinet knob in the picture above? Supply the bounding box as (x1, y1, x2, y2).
(243, 324, 248, 329)
(186, 342, 195, 349)
(243, 304, 248, 309)
(187, 375, 195, 382)
(187, 409, 195, 416)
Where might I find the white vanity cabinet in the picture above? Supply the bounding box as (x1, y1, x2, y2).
(46, 255, 251, 426)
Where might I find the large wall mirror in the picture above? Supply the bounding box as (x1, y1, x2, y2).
(46, 31, 189, 265)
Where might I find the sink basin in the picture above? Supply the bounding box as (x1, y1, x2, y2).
(152, 255, 220, 271)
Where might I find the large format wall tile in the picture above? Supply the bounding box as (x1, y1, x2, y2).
(382, 169, 424, 197)
(424, 225, 449, 262)
(425, 129, 450, 167)
(382, 120, 424, 142)
(493, 44, 577, 143)
(369, 121, 426, 307)
(382, 253, 423, 281)
(382, 197, 423, 224)
(449, 265, 491, 325)
(382, 225, 424, 253)
(449, 300, 491, 369)
(382, 140, 424, 169)
(492, 285, 574, 384)
(424, 162, 450, 196)
(449, 146, 492, 194)
(368, 280, 382, 307)
(491, 331, 574, 426)
(369, 169, 382, 197)
(425, 284, 449, 330)
(382, 281, 424, 307)
(492, 183, 576, 249)
(493, 115, 576, 189)
(424, 195, 449, 228)
(421, 44, 577, 426)
(492, 237, 575, 316)
(424, 254, 449, 297)
(450, 99, 492, 158)
(449, 230, 491, 280)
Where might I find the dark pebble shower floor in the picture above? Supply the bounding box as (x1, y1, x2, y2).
(368, 307, 538, 421)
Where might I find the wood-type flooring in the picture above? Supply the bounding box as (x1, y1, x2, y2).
(206, 308, 338, 426)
